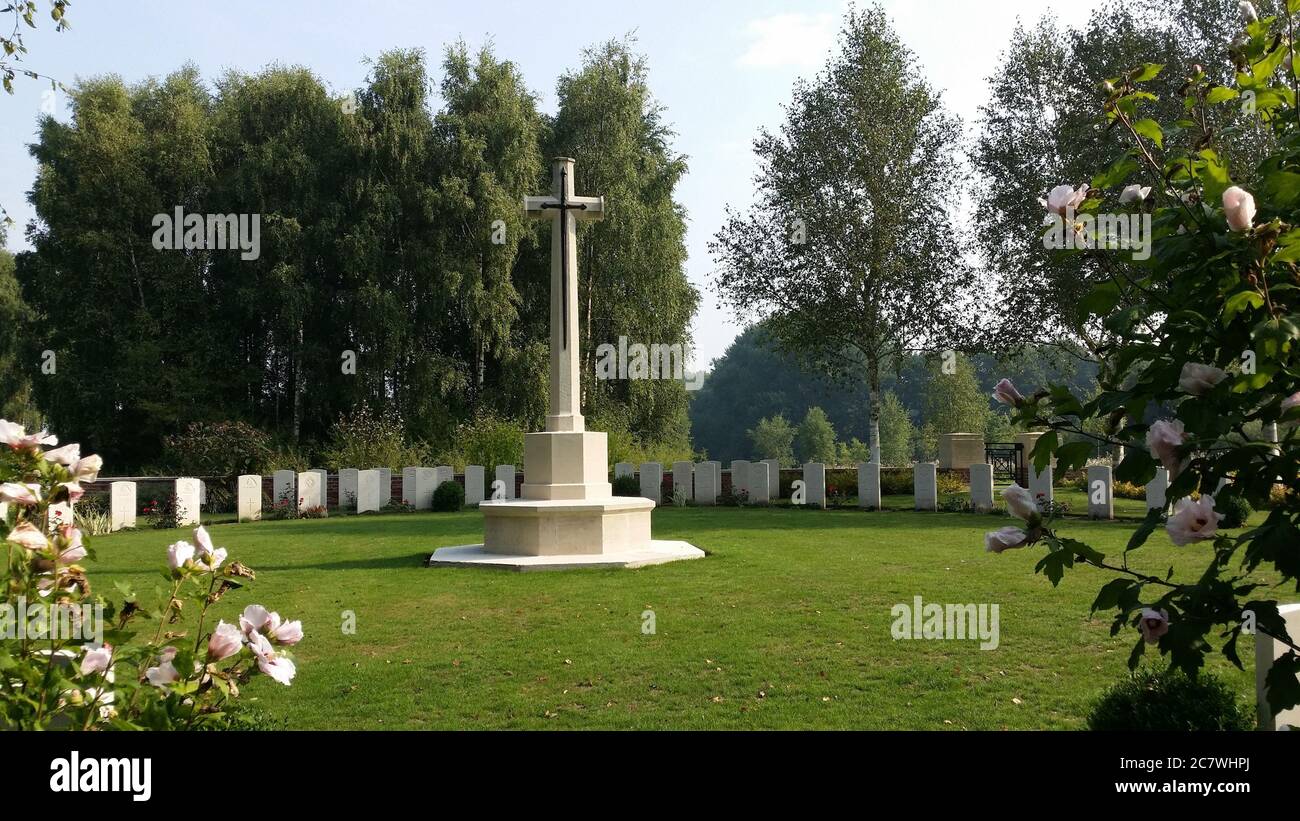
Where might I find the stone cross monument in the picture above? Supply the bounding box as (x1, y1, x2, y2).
(428, 157, 703, 570)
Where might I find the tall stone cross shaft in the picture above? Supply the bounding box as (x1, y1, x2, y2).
(524, 157, 604, 433)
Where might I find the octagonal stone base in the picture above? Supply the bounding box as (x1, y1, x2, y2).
(427, 540, 705, 572)
(478, 496, 653, 555)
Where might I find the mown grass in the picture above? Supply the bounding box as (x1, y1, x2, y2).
(88, 503, 1285, 729)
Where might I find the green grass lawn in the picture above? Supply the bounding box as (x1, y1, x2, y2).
(88, 503, 1285, 730)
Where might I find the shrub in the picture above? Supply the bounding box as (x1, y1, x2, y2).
(611, 474, 641, 496)
(432, 480, 465, 512)
(1217, 494, 1253, 529)
(718, 488, 749, 507)
(73, 498, 113, 536)
(879, 469, 913, 495)
(143, 493, 187, 529)
(296, 505, 328, 519)
(438, 413, 523, 472)
(936, 471, 965, 495)
(1086, 666, 1253, 731)
(320, 406, 429, 471)
(1113, 480, 1146, 500)
(381, 499, 416, 514)
(162, 420, 272, 476)
(0, 419, 305, 729)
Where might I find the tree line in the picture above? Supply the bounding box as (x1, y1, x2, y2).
(4, 38, 698, 472)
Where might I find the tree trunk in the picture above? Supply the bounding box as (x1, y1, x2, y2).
(868, 355, 882, 464)
(291, 324, 303, 443)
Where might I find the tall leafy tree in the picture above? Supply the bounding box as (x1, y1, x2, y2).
(795, 406, 836, 464)
(877, 390, 913, 466)
(711, 4, 974, 464)
(549, 37, 698, 451)
(747, 414, 795, 464)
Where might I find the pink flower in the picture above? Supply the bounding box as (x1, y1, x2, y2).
(1178, 362, 1228, 395)
(192, 526, 226, 571)
(1002, 484, 1038, 520)
(0, 419, 56, 451)
(991, 378, 1024, 407)
(248, 632, 296, 685)
(80, 643, 113, 676)
(72, 454, 102, 482)
(61, 481, 84, 504)
(207, 621, 243, 662)
(271, 617, 303, 646)
(1222, 186, 1256, 232)
(984, 527, 1029, 553)
(43, 443, 79, 467)
(1119, 184, 1151, 204)
(145, 646, 180, 687)
(0, 482, 40, 505)
(7, 521, 47, 552)
(1041, 184, 1089, 217)
(1138, 608, 1169, 644)
(166, 540, 195, 572)
(1166, 496, 1223, 546)
(1146, 419, 1188, 476)
(57, 525, 86, 564)
(239, 604, 272, 638)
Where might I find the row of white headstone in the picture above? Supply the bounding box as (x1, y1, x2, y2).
(617, 461, 1170, 519)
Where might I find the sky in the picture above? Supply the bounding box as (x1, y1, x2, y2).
(0, 0, 1107, 368)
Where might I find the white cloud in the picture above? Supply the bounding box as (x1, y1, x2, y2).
(736, 12, 838, 69)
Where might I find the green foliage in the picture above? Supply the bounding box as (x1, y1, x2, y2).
(835, 437, 872, 466)
(432, 480, 465, 512)
(1086, 666, 1253, 731)
(710, 5, 975, 463)
(15, 40, 694, 470)
(877, 391, 913, 466)
(611, 474, 640, 496)
(320, 407, 428, 472)
(922, 356, 989, 437)
(439, 413, 524, 473)
(1002, 11, 1300, 720)
(795, 406, 836, 464)
(879, 468, 914, 496)
(747, 414, 794, 465)
(162, 421, 274, 476)
(1217, 494, 1254, 530)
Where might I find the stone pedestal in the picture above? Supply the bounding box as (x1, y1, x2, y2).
(938, 433, 984, 469)
(521, 431, 611, 500)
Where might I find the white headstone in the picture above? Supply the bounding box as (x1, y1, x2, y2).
(763, 458, 782, 498)
(47, 501, 73, 532)
(803, 462, 826, 508)
(748, 462, 771, 504)
(310, 468, 328, 500)
(914, 463, 937, 511)
(858, 462, 881, 509)
(464, 465, 486, 506)
(401, 467, 417, 506)
(272, 470, 295, 508)
(495, 465, 516, 500)
(296, 471, 323, 511)
(696, 461, 720, 505)
(671, 461, 694, 503)
(198, 480, 207, 506)
(614, 462, 635, 479)
(1146, 466, 1169, 511)
(1029, 464, 1053, 507)
(375, 467, 392, 506)
(237, 474, 261, 522)
(969, 463, 994, 512)
(1087, 465, 1113, 519)
(110, 481, 136, 531)
(639, 462, 663, 503)
(1256, 603, 1300, 730)
(175, 477, 200, 526)
(730, 460, 750, 497)
(338, 468, 360, 511)
(434, 465, 454, 490)
(356, 469, 381, 514)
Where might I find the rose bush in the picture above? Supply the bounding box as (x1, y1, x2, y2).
(0, 420, 303, 729)
(988, 1, 1300, 721)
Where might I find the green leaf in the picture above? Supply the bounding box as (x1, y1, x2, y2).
(1035, 548, 1075, 587)
(1132, 118, 1163, 148)
(1130, 63, 1164, 82)
(1264, 652, 1300, 717)
(1223, 290, 1265, 325)
(1126, 508, 1164, 552)
(1205, 86, 1240, 105)
(1053, 441, 1093, 473)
